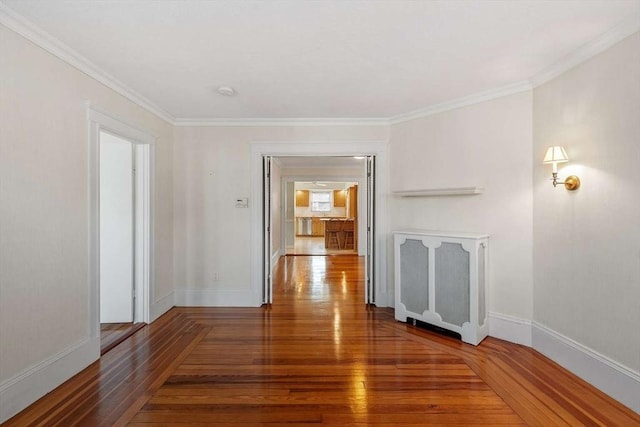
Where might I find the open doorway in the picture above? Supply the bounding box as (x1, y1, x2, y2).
(250, 140, 388, 309)
(98, 131, 147, 354)
(288, 181, 359, 256)
(261, 155, 376, 306)
(88, 108, 153, 356)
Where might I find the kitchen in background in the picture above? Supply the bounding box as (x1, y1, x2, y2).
(292, 181, 358, 254)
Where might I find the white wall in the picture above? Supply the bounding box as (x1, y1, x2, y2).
(173, 126, 388, 306)
(99, 133, 133, 323)
(284, 182, 295, 248)
(389, 91, 534, 334)
(0, 24, 174, 421)
(270, 159, 282, 260)
(533, 31, 640, 385)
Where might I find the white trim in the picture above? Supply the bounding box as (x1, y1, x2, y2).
(389, 81, 532, 125)
(88, 106, 155, 335)
(0, 3, 174, 124)
(174, 81, 532, 127)
(150, 292, 175, 322)
(489, 312, 532, 347)
(392, 187, 484, 197)
(251, 141, 390, 308)
(530, 16, 640, 88)
(532, 321, 640, 413)
(0, 337, 99, 423)
(175, 289, 260, 307)
(134, 143, 151, 324)
(174, 117, 390, 127)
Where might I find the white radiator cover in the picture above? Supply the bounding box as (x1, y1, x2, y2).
(394, 230, 489, 345)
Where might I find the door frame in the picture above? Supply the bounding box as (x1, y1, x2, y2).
(88, 106, 154, 345)
(250, 140, 389, 307)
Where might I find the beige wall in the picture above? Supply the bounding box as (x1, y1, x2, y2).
(389, 91, 534, 321)
(173, 125, 387, 303)
(533, 32, 640, 372)
(0, 23, 174, 387)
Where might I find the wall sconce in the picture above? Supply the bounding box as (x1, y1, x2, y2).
(543, 146, 580, 190)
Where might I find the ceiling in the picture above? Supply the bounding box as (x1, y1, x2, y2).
(295, 181, 356, 191)
(2, 0, 639, 121)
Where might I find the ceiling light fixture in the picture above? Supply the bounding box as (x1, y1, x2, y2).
(216, 86, 236, 96)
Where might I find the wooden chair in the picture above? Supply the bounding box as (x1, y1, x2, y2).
(341, 220, 355, 249)
(325, 220, 342, 249)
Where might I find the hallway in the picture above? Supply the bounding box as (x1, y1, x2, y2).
(286, 236, 357, 256)
(6, 256, 639, 425)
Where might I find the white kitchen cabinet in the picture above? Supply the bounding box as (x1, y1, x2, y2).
(393, 230, 489, 345)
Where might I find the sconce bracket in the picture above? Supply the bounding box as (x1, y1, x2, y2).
(563, 175, 580, 191)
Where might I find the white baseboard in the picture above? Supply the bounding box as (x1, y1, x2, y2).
(533, 321, 640, 413)
(150, 291, 175, 322)
(175, 288, 260, 307)
(489, 312, 532, 346)
(0, 337, 100, 423)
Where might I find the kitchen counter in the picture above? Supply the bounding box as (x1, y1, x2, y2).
(296, 217, 354, 237)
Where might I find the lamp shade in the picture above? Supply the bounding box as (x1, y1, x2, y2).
(543, 146, 569, 164)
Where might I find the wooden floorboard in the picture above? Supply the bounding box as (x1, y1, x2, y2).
(5, 255, 640, 426)
(100, 322, 147, 355)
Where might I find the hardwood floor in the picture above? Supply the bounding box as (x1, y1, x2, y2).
(6, 256, 639, 426)
(286, 236, 357, 255)
(101, 322, 147, 355)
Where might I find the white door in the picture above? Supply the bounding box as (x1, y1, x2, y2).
(365, 156, 376, 304)
(99, 132, 134, 323)
(263, 155, 273, 304)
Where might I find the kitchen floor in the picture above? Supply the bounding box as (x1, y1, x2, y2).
(287, 236, 357, 255)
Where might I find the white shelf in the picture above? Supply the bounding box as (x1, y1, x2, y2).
(392, 187, 484, 197)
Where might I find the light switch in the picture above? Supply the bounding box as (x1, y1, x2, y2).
(235, 198, 248, 208)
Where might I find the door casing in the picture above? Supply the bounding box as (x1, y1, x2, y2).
(88, 106, 154, 350)
(250, 141, 390, 308)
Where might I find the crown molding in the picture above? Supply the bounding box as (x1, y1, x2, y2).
(0, 3, 175, 124)
(2, 2, 637, 127)
(175, 80, 533, 127)
(530, 15, 640, 88)
(173, 117, 390, 127)
(389, 80, 532, 125)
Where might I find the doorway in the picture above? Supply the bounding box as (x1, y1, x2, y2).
(262, 155, 376, 304)
(88, 108, 153, 356)
(98, 131, 148, 353)
(250, 140, 389, 309)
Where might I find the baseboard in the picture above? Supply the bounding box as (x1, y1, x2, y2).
(533, 321, 640, 413)
(150, 291, 175, 322)
(175, 288, 260, 307)
(0, 336, 100, 423)
(489, 312, 532, 346)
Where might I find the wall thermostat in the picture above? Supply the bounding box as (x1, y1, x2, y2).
(235, 198, 249, 208)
